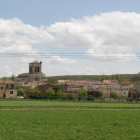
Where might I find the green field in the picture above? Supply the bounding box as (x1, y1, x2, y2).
(0, 100, 140, 109)
(0, 100, 140, 139)
(0, 110, 140, 140)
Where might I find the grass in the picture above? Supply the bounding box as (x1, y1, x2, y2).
(0, 110, 140, 140)
(0, 100, 140, 109)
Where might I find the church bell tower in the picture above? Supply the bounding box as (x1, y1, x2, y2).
(28, 61, 42, 82)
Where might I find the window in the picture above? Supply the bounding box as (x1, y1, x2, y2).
(11, 85, 14, 89)
(40, 89, 43, 91)
(1, 87, 3, 89)
(35, 67, 36, 72)
(38, 67, 40, 72)
(34, 76, 40, 81)
(10, 91, 13, 94)
(30, 67, 32, 73)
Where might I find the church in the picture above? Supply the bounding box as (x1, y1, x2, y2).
(15, 61, 43, 84)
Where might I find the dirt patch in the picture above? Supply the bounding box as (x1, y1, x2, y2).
(1, 108, 140, 110)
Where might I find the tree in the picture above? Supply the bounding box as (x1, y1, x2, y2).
(47, 77, 58, 85)
(11, 74, 15, 81)
(78, 89, 87, 96)
(42, 73, 46, 78)
(56, 89, 63, 98)
(46, 87, 55, 97)
(17, 85, 40, 96)
(110, 92, 119, 99)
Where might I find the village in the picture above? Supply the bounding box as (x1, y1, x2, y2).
(0, 60, 138, 101)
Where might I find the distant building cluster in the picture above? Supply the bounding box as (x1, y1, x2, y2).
(0, 60, 138, 99)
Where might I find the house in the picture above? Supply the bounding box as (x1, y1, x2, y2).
(98, 83, 133, 97)
(43, 79, 48, 83)
(65, 86, 80, 94)
(25, 92, 38, 98)
(37, 83, 59, 94)
(103, 80, 111, 84)
(0, 80, 17, 98)
(111, 80, 118, 84)
(120, 81, 133, 86)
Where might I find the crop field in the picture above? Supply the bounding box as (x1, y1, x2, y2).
(0, 110, 140, 140)
(0, 100, 140, 139)
(0, 100, 140, 109)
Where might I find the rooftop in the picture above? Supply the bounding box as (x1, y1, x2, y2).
(0, 80, 17, 84)
(29, 61, 41, 64)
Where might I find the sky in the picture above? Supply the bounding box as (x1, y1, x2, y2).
(0, 0, 140, 77)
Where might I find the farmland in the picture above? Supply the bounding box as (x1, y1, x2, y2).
(0, 110, 140, 140)
(0, 100, 140, 109)
(0, 100, 140, 139)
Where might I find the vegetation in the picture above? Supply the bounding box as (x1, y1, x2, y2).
(47, 77, 58, 85)
(46, 87, 55, 97)
(78, 89, 87, 96)
(3, 93, 6, 98)
(45, 74, 140, 83)
(0, 110, 140, 139)
(110, 92, 120, 99)
(0, 100, 139, 109)
(88, 90, 102, 97)
(87, 95, 95, 101)
(17, 85, 40, 96)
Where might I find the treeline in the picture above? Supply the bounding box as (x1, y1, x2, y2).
(46, 74, 140, 83)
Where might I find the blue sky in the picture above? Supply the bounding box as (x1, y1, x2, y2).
(1, 0, 140, 26)
(0, 0, 140, 76)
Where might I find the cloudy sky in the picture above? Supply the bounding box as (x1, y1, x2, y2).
(0, 0, 140, 77)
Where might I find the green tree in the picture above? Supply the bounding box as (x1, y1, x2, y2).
(46, 87, 55, 97)
(11, 74, 15, 81)
(47, 77, 58, 85)
(56, 89, 63, 98)
(78, 89, 87, 96)
(110, 92, 119, 99)
(17, 85, 40, 96)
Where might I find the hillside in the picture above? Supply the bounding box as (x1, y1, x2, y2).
(45, 74, 140, 83)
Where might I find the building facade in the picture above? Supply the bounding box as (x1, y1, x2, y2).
(0, 80, 17, 98)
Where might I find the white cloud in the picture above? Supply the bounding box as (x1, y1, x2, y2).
(1, 12, 140, 77)
(47, 55, 77, 64)
(47, 11, 140, 52)
(85, 49, 138, 61)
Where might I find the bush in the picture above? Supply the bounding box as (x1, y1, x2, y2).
(57, 89, 63, 99)
(46, 87, 55, 97)
(3, 93, 6, 98)
(87, 95, 95, 101)
(110, 92, 119, 99)
(89, 91, 102, 97)
(29, 96, 39, 99)
(78, 89, 87, 96)
(132, 93, 136, 100)
(64, 94, 74, 100)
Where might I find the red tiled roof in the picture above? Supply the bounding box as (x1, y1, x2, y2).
(0, 80, 17, 84)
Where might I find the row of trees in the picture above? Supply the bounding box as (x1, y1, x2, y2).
(45, 74, 140, 83)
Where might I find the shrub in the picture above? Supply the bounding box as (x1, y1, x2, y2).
(89, 91, 102, 97)
(65, 94, 74, 100)
(46, 87, 55, 97)
(57, 89, 63, 99)
(87, 95, 95, 101)
(110, 92, 119, 99)
(78, 89, 87, 96)
(132, 93, 136, 100)
(29, 96, 39, 99)
(3, 93, 6, 98)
